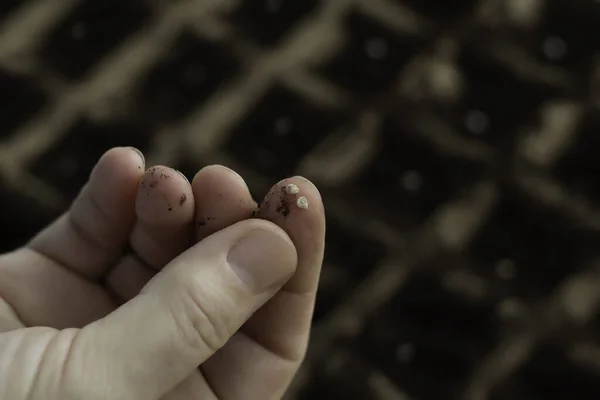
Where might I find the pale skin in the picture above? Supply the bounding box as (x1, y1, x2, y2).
(0, 147, 326, 400)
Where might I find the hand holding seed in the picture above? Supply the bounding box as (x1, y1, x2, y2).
(0, 147, 326, 400)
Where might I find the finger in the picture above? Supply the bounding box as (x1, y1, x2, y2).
(257, 177, 325, 293)
(0, 297, 25, 333)
(0, 327, 70, 399)
(104, 256, 154, 304)
(55, 219, 297, 400)
(107, 164, 254, 303)
(162, 373, 218, 400)
(192, 165, 256, 242)
(202, 176, 325, 399)
(0, 249, 116, 329)
(132, 166, 195, 268)
(106, 166, 194, 301)
(28, 147, 145, 280)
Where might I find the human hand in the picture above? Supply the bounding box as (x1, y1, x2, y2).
(0, 147, 326, 399)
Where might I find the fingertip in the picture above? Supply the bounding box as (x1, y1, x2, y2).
(88, 147, 145, 198)
(127, 147, 145, 167)
(292, 176, 322, 202)
(258, 176, 325, 227)
(94, 147, 145, 176)
(136, 166, 194, 226)
(192, 165, 257, 240)
(192, 164, 245, 187)
(256, 176, 325, 294)
(126, 166, 195, 273)
(175, 169, 190, 185)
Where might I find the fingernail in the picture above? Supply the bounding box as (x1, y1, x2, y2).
(227, 229, 297, 293)
(219, 165, 245, 185)
(128, 147, 145, 165)
(176, 169, 190, 184)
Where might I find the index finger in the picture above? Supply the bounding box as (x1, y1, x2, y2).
(200, 176, 325, 399)
(247, 176, 326, 356)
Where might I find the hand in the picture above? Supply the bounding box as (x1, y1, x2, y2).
(0, 147, 326, 399)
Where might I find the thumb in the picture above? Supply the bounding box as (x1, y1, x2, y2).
(60, 219, 296, 400)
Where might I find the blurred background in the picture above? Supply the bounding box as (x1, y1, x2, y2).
(0, 0, 600, 398)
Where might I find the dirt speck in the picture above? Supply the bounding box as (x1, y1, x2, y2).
(168, 206, 173, 212)
(276, 196, 291, 218)
(180, 193, 187, 206)
(197, 217, 216, 227)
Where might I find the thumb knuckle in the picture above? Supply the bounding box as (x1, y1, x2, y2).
(171, 275, 235, 355)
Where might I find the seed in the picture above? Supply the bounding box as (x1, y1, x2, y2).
(296, 196, 309, 209)
(285, 183, 300, 194)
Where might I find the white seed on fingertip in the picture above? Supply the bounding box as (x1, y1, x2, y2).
(285, 183, 300, 194)
(297, 196, 309, 209)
